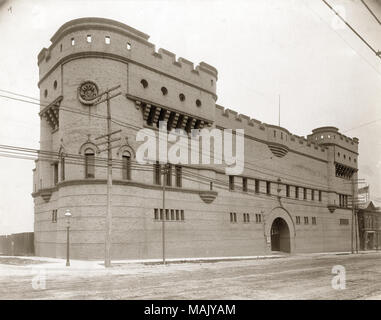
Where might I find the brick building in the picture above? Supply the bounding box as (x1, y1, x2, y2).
(358, 201, 381, 250)
(33, 18, 359, 259)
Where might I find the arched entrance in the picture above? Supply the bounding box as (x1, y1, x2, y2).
(270, 217, 290, 253)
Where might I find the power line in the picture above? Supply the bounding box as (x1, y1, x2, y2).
(0, 97, 348, 189)
(0, 91, 330, 188)
(361, 0, 381, 26)
(342, 117, 381, 133)
(0, 146, 351, 208)
(0, 89, 40, 102)
(304, 1, 381, 79)
(321, 0, 381, 59)
(0, 89, 363, 189)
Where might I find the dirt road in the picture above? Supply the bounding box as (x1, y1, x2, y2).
(0, 252, 380, 299)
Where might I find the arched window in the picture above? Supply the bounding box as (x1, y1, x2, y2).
(122, 151, 131, 180)
(85, 148, 95, 178)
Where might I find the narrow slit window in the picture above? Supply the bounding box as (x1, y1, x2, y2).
(105, 36, 111, 44)
(175, 165, 182, 187)
(53, 163, 58, 185)
(71, 38, 75, 46)
(255, 179, 260, 193)
(122, 152, 131, 180)
(166, 164, 172, 186)
(229, 176, 234, 191)
(242, 177, 248, 192)
(87, 35, 92, 43)
(127, 42, 131, 50)
(85, 148, 95, 178)
(52, 210, 57, 223)
(154, 161, 161, 185)
(266, 181, 271, 194)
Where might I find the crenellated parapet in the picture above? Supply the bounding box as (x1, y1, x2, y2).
(37, 17, 217, 95)
(307, 127, 359, 154)
(215, 104, 328, 161)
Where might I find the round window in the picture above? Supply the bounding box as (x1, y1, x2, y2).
(141, 79, 148, 88)
(161, 87, 168, 95)
(78, 81, 99, 105)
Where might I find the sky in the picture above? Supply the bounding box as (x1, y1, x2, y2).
(0, 0, 380, 234)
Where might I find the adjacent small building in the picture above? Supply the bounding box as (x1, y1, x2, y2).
(358, 201, 381, 250)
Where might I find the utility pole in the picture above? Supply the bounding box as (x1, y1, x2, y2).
(94, 85, 121, 268)
(346, 178, 365, 254)
(161, 163, 171, 265)
(351, 177, 355, 254)
(278, 94, 280, 127)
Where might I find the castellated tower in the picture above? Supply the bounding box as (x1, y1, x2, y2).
(307, 127, 359, 211)
(34, 18, 217, 258)
(33, 18, 359, 260)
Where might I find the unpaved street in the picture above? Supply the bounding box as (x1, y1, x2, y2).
(0, 252, 380, 299)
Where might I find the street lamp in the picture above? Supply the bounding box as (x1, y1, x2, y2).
(64, 209, 72, 267)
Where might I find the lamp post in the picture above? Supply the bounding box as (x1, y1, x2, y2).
(65, 209, 72, 267)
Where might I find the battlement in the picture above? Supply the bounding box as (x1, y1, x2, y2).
(37, 17, 217, 94)
(215, 104, 328, 161)
(307, 126, 359, 154)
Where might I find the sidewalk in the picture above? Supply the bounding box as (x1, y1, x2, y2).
(2, 250, 378, 269)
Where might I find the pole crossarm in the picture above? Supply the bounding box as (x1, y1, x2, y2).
(95, 137, 121, 147)
(95, 129, 122, 140)
(93, 85, 121, 101)
(95, 92, 122, 106)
